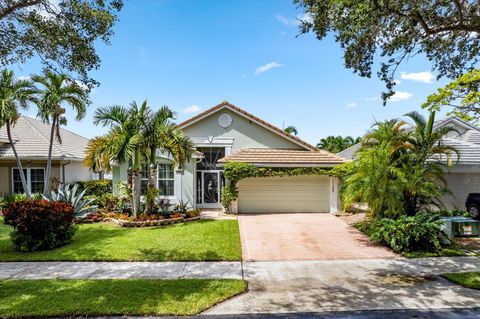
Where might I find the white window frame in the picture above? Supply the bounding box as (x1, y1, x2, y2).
(157, 163, 175, 198)
(11, 167, 45, 194)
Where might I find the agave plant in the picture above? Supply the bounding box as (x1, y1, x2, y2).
(43, 184, 97, 217)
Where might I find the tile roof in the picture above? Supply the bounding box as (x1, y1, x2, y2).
(0, 116, 90, 161)
(177, 101, 318, 151)
(218, 148, 347, 167)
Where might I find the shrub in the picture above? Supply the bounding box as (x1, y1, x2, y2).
(369, 213, 444, 253)
(185, 209, 201, 218)
(2, 200, 76, 251)
(43, 184, 97, 217)
(437, 209, 471, 217)
(76, 180, 112, 196)
(0, 193, 42, 209)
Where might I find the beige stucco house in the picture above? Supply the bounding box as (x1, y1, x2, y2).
(0, 116, 94, 194)
(338, 115, 480, 210)
(112, 101, 346, 214)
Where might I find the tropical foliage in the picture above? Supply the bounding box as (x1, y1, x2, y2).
(295, 0, 480, 102)
(43, 184, 97, 218)
(32, 71, 88, 194)
(86, 100, 193, 218)
(423, 69, 480, 123)
(0, 69, 36, 196)
(343, 111, 457, 218)
(284, 125, 298, 135)
(317, 135, 361, 153)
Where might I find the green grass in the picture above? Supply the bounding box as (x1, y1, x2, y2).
(0, 279, 247, 317)
(0, 220, 241, 261)
(441, 272, 480, 290)
(403, 246, 479, 258)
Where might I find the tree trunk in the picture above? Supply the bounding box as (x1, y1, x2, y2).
(144, 146, 158, 214)
(6, 121, 30, 197)
(43, 116, 56, 195)
(132, 148, 141, 218)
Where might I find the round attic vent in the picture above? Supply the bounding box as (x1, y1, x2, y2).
(218, 113, 233, 128)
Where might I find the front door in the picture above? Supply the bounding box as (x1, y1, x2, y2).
(196, 147, 225, 209)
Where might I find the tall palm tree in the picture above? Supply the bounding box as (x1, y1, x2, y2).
(141, 106, 194, 213)
(32, 71, 88, 194)
(284, 126, 298, 135)
(0, 70, 36, 196)
(93, 101, 149, 217)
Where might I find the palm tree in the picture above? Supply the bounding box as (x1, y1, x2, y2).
(32, 71, 88, 194)
(141, 106, 194, 213)
(0, 70, 36, 196)
(317, 135, 362, 153)
(93, 101, 149, 217)
(284, 126, 298, 135)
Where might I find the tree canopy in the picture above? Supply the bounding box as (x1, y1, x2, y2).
(317, 135, 361, 153)
(423, 69, 480, 123)
(295, 0, 480, 102)
(0, 0, 123, 88)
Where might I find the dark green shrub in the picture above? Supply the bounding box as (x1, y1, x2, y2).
(369, 213, 444, 253)
(76, 180, 112, 196)
(437, 209, 471, 217)
(2, 200, 76, 251)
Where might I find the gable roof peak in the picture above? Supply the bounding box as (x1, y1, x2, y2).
(177, 101, 318, 151)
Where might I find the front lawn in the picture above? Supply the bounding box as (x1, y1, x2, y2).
(0, 219, 241, 261)
(441, 272, 480, 290)
(0, 279, 247, 317)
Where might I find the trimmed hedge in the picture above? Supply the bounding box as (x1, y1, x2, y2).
(76, 180, 112, 197)
(2, 200, 76, 251)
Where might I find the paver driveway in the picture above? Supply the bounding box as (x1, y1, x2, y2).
(238, 213, 397, 261)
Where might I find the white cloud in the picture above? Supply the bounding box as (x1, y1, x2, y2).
(346, 102, 357, 108)
(275, 13, 312, 26)
(365, 96, 379, 102)
(254, 62, 284, 75)
(137, 46, 148, 62)
(389, 91, 413, 102)
(183, 104, 202, 114)
(400, 71, 434, 84)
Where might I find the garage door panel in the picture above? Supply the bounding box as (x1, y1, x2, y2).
(237, 175, 330, 213)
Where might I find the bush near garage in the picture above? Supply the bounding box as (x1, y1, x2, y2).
(369, 212, 444, 253)
(2, 200, 76, 251)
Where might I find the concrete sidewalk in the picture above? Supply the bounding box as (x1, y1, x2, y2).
(207, 256, 480, 315)
(0, 261, 243, 280)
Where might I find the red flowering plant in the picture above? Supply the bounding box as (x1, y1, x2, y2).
(2, 200, 76, 251)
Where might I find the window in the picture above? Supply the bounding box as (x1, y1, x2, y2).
(196, 147, 225, 170)
(158, 163, 174, 196)
(12, 168, 45, 194)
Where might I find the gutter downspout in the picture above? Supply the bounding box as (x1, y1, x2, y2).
(61, 161, 71, 184)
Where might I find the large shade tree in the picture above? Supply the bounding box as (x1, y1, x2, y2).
(32, 71, 88, 194)
(0, 0, 123, 88)
(295, 0, 480, 102)
(0, 69, 36, 196)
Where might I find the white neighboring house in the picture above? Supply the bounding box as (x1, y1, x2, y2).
(0, 116, 95, 194)
(338, 116, 480, 210)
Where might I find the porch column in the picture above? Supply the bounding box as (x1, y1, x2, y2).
(329, 176, 341, 215)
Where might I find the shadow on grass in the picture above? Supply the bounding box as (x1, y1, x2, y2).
(0, 219, 241, 261)
(0, 279, 247, 317)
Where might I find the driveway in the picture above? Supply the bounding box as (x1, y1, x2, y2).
(238, 213, 397, 261)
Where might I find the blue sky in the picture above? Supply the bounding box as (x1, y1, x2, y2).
(12, 0, 451, 145)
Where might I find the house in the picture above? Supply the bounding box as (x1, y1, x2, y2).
(338, 115, 480, 210)
(0, 116, 94, 194)
(112, 101, 346, 214)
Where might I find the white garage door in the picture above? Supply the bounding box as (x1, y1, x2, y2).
(237, 175, 330, 213)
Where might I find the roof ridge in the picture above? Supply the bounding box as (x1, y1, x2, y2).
(22, 116, 64, 156)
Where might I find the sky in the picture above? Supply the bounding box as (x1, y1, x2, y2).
(11, 0, 452, 145)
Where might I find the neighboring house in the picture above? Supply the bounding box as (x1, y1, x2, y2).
(0, 116, 94, 194)
(112, 101, 346, 214)
(338, 116, 480, 210)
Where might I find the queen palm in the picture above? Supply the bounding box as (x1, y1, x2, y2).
(142, 106, 194, 213)
(0, 70, 36, 196)
(32, 71, 87, 194)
